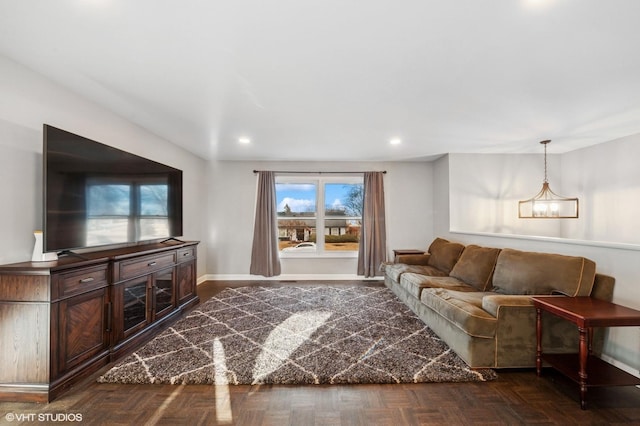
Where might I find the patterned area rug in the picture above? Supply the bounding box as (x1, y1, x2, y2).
(98, 286, 497, 385)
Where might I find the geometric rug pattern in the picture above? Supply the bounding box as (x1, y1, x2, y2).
(98, 286, 497, 385)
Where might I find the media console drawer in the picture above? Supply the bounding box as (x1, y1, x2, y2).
(115, 252, 176, 282)
(177, 246, 196, 263)
(52, 264, 109, 300)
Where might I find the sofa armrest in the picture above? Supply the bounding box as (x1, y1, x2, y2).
(591, 273, 615, 302)
(395, 253, 431, 265)
(482, 293, 601, 367)
(482, 294, 534, 317)
(482, 295, 539, 367)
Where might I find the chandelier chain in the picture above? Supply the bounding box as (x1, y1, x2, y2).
(540, 139, 550, 183)
(544, 141, 547, 182)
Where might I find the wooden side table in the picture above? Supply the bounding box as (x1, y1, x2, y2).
(392, 249, 425, 262)
(532, 296, 640, 410)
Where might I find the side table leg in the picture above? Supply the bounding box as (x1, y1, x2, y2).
(536, 308, 542, 377)
(578, 326, 589, 410)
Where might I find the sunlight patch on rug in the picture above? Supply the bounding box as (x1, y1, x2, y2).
(252, 310, 331, 384)
(212, 338, 233, 424)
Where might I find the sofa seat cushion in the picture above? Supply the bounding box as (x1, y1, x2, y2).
(427, 238, 465, 274)
(449, 245, 501, 291)
(400, 273, 477, 299)
(492, 248, 596, 296)
(385, 263, 448, 283)
(420, 289, 497, 339)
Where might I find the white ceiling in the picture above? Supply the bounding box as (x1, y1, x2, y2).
(1, 0, 640, 161)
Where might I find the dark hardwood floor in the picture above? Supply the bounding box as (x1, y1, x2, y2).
(1, 280, 639, 425)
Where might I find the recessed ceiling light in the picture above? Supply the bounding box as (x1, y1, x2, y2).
(523, 0, 554, 9)
(389, 138, 402, 145)
(238, 137, 251, 144)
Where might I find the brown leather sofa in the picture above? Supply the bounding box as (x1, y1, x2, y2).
(383, 238, 615, 368)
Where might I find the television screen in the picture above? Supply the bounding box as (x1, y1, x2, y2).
(44, 124, 183, 253)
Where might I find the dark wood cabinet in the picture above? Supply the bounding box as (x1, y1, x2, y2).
(176, 247, 197, 309)
(51, 286, 110, 388)
(154, 268, 175, 319)
(111, 261, 180, 359)
(115, 276, 151, 339)
(0, 241, 198, 402)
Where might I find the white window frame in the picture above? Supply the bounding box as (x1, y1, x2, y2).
(276, 174, 363, 258)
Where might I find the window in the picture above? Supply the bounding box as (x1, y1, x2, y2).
(276, 176, 363, 255)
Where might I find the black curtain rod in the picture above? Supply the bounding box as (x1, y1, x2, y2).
(253, 170, 386, 174)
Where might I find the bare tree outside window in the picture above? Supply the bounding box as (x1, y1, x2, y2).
(343, 184, 363, 216)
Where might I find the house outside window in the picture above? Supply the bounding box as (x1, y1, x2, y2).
(276, 176, 363, 256)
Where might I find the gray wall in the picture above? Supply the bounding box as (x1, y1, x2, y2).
(561, 134, 640, 244)
(0, 55, 208, 275)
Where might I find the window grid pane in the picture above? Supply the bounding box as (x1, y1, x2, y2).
(323, 183, 362, 252)
(276, 183, 317, 252)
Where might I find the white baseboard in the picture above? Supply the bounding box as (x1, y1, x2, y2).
(197, 273, 383, 283)
(600, 353, 640, 379)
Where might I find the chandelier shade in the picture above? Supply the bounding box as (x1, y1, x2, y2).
(518, 140, 579, 219)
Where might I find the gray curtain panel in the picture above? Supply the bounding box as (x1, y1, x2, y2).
(250, 171, 281, 277)
(357, 171, 387, 277)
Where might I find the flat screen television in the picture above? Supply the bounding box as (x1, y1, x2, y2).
(44, 124, 183, 254)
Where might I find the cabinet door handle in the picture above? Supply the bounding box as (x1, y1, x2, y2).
(79, 277, 94, 283)
(183, 252, 190, 257)
(106, 302, 112, 332)
(148, 261, 157, 266)
(152, 286, 157, 312)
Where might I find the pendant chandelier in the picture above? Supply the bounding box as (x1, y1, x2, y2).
(518, 140, 579, 218)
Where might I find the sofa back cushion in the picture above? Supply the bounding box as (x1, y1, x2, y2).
(427, 238, 465, 274)
(492, 248, 596, 296)
(449, 245, 501, 291)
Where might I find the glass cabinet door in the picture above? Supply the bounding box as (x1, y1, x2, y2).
(122, 277, 149, 333)
(154, 268, 174, 319)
